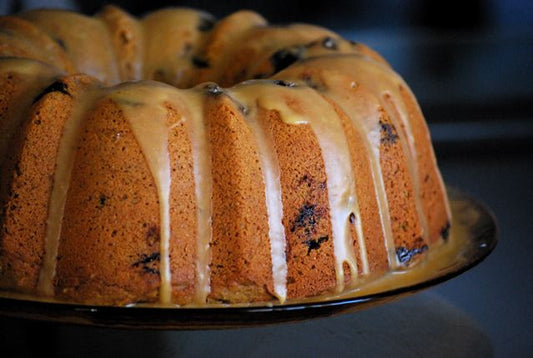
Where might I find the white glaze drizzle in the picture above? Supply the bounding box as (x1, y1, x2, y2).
(380, 92, 430, 242)
(338, 56, 430, 243)
(37, 86, 104, 296)
(275, 53, 443, 266)
(227, 86, 288, 302)
(110, 82, 173, 304)
(183, 88, 212, 304)
(232, 80, 366, 291)
(109, 81, 212, 304)
(294, 67, 399, 268)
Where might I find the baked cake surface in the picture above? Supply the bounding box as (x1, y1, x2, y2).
(0, 6, 450, 306)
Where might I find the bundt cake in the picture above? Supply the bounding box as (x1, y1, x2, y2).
(0, 6, 451, 306)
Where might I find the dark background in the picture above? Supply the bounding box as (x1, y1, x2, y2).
(0, 0, 532, 356)
(2, 0, 532, 150)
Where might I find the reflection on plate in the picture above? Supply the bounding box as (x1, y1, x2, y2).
(0, 187, 497, 329)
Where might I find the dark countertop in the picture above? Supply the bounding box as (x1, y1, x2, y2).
(1, 137, 531, 358)
(430, 149, 533, 357)
(0, 292, 493, 357)
(0, 1, 532, 356)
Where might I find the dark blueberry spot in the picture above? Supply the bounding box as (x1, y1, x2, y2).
(197, 15, 215, 32)
(132, 252, 160, 275)
(142, 267, 159, 274)
(182, 42, 193, 55)
(304, 235, 329, 255)
(379, 120, 399, 145)
(270, 48, 302, 73)
(54, 37, 66, 50)
(145, 225, 159, 244)
(441, 221, 451, 241)
(300, 74, 320, 90)
(14, 163, 22, 177)
(204, 83, 223, 96)
(396, 245, 428, 265)
(322, 37, 338, 50)
(98, 194, 107, 208)
(192, 56, 210, 68)
(253, 73, 268, 79)
(299, 174, 313, 187)
(291, 203, 321, 235)
(349, 213, 356, 224)
(0, 29, 13, 36)
(33, 81, 71, 104)
(132, 252, 160, 266)
(153, 68, 166, 80)
(34, 119, 41, 125)
(272, 80, 296, 87)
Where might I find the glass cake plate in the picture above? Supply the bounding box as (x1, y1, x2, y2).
(0, 187, 497, 329)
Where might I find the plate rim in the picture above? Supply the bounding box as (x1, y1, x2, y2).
(0, 187, 498, 328)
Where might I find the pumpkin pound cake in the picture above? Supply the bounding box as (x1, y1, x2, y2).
(0, 6, 450, 306)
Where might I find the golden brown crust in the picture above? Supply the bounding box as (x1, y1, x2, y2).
(323, 96, 390, 274)
(206, 96, 274, 303)
(57, 97, 161, 305)
(0, 74, 94, 292)
(399, 86, 450, 243)
(267, 110, 336, 299)
(377, 108, 427, 263)
(166, 101, 198, 304)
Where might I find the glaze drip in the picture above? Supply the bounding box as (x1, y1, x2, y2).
(109, 82, 173, 303)
(231, 80, 367, 291)
(110, 81, 212, 304)
(183, 88, 213, 304)
(272, 53, 452, 267)
(328, 54, 430, 244)
(276, 68, 399, 268)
